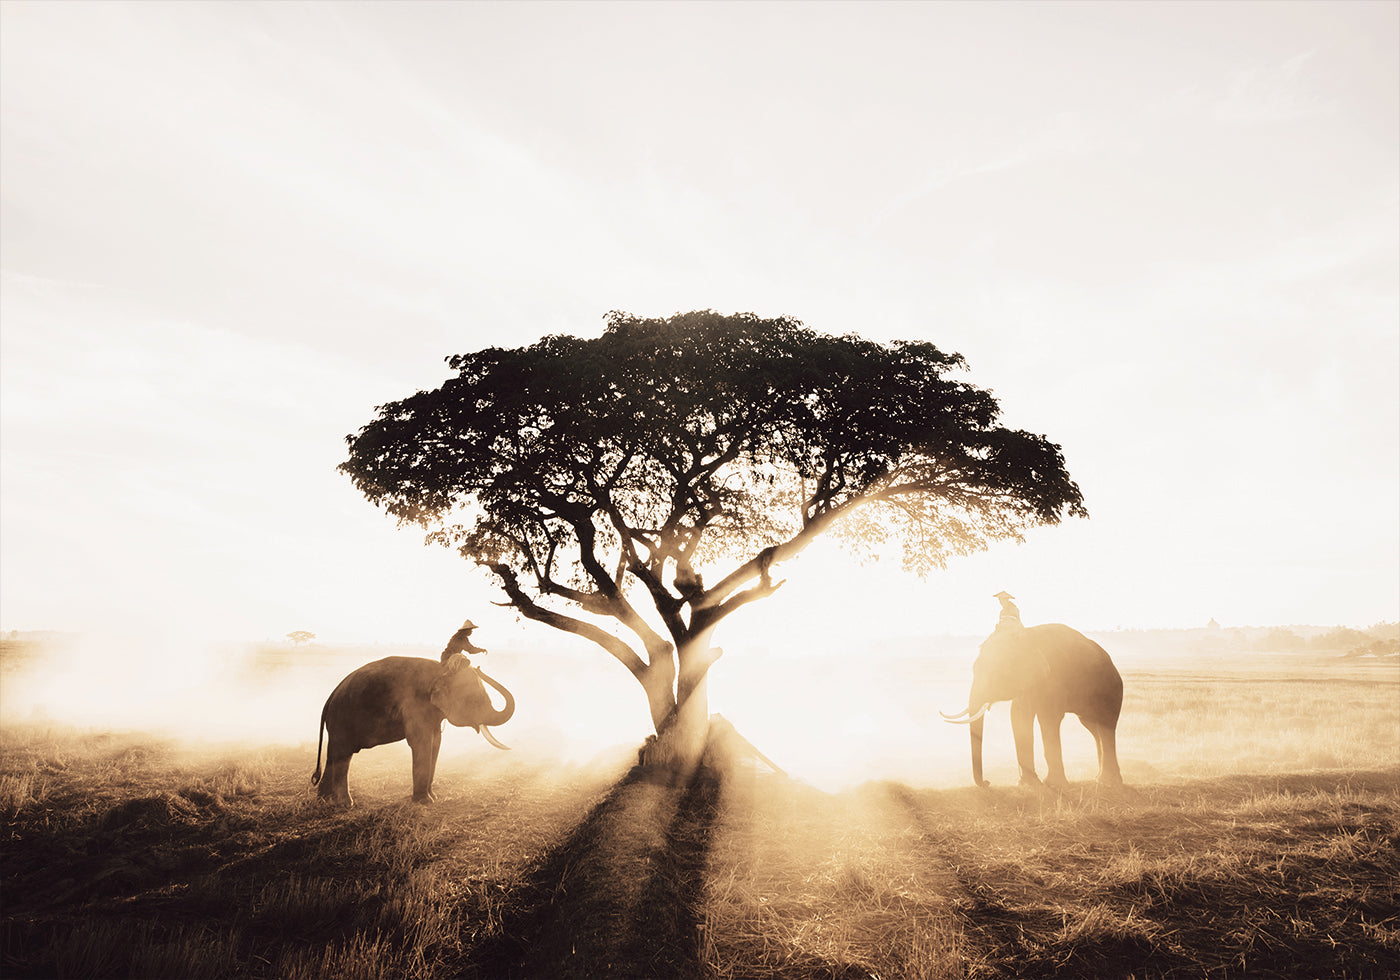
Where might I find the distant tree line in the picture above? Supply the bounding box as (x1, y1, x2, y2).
(1208, 622, 1399, 656)
(1102, 622, 1400, 658)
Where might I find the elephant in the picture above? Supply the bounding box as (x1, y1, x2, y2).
(312, 653, 516, 806)
(942, 623, 1122, 789)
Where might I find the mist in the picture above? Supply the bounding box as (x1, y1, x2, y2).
(0, 628, 993, 791)
(0, 632, 651, 774)
(4, 619, 1395, 797)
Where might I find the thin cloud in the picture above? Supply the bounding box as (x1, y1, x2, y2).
(1213, 50, 1334, 124)
(866, 110, 1133, 236)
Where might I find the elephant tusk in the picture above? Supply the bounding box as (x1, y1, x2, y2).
(940, 707, 970, 720)
(944, 702, 992, 725)
(477, 725, 512, 750)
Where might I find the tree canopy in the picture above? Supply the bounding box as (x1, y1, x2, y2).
(340, 311, 1086, 746)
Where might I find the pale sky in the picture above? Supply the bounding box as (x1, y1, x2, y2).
(2, 0, 1397, 649)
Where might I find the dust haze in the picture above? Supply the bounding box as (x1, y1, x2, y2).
(3, 624, 1395, 795)
(0, 632, 646, 780)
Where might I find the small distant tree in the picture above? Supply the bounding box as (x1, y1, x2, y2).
(339, 311, 1086, 767)
(286, 631, 316, 646)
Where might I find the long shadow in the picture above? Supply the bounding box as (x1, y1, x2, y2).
(879, 771, 1400, 980)
(614, 772, 719, 980)
(461, 765, 722, 980)
(878, 780, 1185, 978)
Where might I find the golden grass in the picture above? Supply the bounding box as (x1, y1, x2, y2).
(0, 724, 622, 979)
(701, 777, 972, 979)
(1116, 661, 1399, 781)
(699, 771, 1399, 979)
(1, 653, 1396, 978)
(41, 921, 240, 980)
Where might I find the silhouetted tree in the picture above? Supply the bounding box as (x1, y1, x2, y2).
(286, 630, 316, 646)
(340, 311, 1086, 765)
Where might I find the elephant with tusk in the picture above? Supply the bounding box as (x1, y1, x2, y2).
(943, 622, 1122, 789)
(312, 653, 516, 806)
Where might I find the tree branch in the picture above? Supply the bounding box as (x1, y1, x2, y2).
(484, 562, 649, 678)
(713, 575, 786, 621)
(697, 495, 860, 611)
(627, 561, 688, 641)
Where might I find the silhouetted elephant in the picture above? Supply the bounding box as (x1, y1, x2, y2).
(942, 623, 1122, 788)
(312, 653, 516, 806)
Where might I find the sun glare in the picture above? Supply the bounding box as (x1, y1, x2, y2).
(706, 643, 981, 792)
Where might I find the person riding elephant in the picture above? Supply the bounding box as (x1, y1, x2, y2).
(942, 595, 1123, 789)
(312, 622, 515, 806)
(993, 590, 1022, 631)
(441, 618, 487, 663)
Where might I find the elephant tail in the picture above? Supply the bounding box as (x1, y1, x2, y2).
(311, 714, 325, 786)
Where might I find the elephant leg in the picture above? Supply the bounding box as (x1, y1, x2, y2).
(1010, 700, 1040, 786)
(1085, 720, 1123, 787)
(409, 725, 442, 803)
(318, 739, 355, 807)
(427, 726, 442, 801)
(1083, 718, 1105, 777)
(1039, 711, 1068, 789)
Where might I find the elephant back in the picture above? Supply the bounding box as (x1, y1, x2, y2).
(1028, 624, 1122, 716)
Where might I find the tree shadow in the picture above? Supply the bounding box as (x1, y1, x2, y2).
(461, 763, 723, 980)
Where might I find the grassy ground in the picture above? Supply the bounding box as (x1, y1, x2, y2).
(1, 653, 1397, 978)
(0, 731, 625, 979)
(2, 731, 1396, 979)
(702, 771, 1399, 979)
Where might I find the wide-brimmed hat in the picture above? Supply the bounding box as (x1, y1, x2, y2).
(460, 619, 479, 630)
(993, 591, 1015, 600)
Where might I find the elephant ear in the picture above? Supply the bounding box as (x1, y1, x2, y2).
(1019, 635, 1057, 686)
(976, 627, 1051, 698)
(429, 654, 477, 724)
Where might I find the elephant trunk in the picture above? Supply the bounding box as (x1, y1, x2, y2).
(964, 681, 993, 787)
(475, 668, 516, 727)
(970, 713, 988, 788)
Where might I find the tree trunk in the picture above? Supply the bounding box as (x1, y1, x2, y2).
(637, 638, 719, 778)
(639, 659, 678, 734)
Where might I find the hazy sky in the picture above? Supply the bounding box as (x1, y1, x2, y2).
(2, 0, 1396, 647)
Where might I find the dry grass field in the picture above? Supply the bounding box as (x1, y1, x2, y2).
(1, 640, 1396, 979)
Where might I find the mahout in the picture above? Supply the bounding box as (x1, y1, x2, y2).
(312, 653, 516, 806)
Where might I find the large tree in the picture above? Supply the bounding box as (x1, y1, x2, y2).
(340, 311, 1086, 764)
